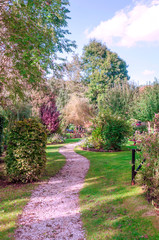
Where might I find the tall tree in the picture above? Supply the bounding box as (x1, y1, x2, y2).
(47, 54, 87, 112)
(64, 54, 86, 97)
(81, 40, 129, 104)
(98, 83, 136, 118)
(131, 80, 159, 122)
(47, 75, 69, 112)
(0, 0, 75, 99)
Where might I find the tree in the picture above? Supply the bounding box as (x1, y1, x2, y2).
(0, 0, 75, 99)
(64, 54, 87, 97)
(40, 97, 60, 134)
(62, 94, 94, 128)
(56, 87, 69, 112)
(81, 40, 129, 104)
(47, 75, 69, 112)
(98, 82, 136, 118)
(47, 55, 87, 112)
(131, 80, 159, 122)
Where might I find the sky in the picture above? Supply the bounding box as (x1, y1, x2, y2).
(64, 0, 159, 86)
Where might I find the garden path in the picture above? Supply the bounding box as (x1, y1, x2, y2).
(15, 142, 89, 240)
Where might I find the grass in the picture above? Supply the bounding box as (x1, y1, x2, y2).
(64, 138, 81, 144)
(0, 138, 81, 240)
(76, 143, 159, 240)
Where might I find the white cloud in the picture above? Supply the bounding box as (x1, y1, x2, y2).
(152, 0, 159, 5)
(143, 69, 155, 75)
(86, 1, 159, 47)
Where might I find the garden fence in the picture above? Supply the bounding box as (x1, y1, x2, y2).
(131, 149, 146, 185)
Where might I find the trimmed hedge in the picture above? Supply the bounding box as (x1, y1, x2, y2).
(5, 119, 47, 183)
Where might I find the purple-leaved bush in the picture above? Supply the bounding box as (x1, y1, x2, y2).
(40, 97, 60, 134)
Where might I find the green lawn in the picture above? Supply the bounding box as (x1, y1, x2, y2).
(76, 146, 159, 240)
(0, 138, 81, 240)
(1, 138, 158, 240)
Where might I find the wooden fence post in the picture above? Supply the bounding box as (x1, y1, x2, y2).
(131, 149, 136, 185)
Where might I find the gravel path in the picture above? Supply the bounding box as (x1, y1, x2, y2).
(15, 142, 89, 240)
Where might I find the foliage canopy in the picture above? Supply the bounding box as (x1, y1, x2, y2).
(131, 80, 159, 122)
(0, 0, 75, 98)
(81, 40, 129, 104)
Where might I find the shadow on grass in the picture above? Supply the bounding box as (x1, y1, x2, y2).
(76, 148, 159, 240)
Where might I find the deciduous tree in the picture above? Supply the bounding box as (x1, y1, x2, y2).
(131, 80, 159, 122)
(98, 83, 136, 118)
(81, 40, 129, 104)
(0, 0, 75, 99)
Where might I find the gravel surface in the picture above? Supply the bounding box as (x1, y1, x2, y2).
(15, 142, 89, 240)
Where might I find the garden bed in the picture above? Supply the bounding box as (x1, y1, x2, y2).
(81, 147, 119, 152)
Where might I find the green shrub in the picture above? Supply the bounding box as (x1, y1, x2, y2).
(91, 111, 132, 151)
(135, 132, 159, 204)
(5, 119, 47, 183)
(47, 133, 65, 144)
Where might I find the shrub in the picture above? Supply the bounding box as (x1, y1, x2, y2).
(47, 133, 65, 144)
(5, 119, 47, 183)
(40, 97, 60, 134)
(81, 136, 95, 149)
(91, 111, 132, 151)
(154, 113, 159, 132)
(132, 121, 147, 134)
(135, 132, 159, 204)
(62, 94, 94, 128)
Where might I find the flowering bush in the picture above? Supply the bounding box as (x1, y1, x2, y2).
(81, 136, 95, 149)
(154, 113, 159, 133)
(132, 120, 147, 134)
(135, 132, 159, 203)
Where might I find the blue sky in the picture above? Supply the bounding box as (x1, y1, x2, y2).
(65, 0, 159, 86)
